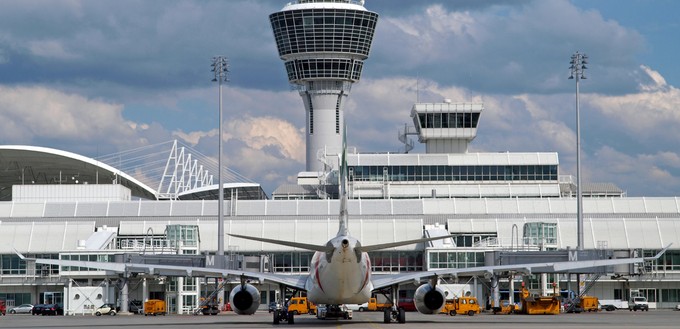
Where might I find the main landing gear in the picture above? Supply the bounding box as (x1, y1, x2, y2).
(383, 307, 406, 324)
(382, 284, 406, 324)
(273, 309, 294, 325)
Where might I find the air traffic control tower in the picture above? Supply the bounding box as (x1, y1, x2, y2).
(270, 0, 378, 171)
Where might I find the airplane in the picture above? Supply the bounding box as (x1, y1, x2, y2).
(16, 127, 670, 324)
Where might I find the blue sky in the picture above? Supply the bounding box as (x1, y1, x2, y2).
(1, 0, 679, 196)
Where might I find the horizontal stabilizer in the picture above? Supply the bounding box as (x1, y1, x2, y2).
(359, 235, 455, 253)
(229, 234, 334, 252)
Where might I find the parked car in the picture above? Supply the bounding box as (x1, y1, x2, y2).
(9, 304, 34, 314)
(95, 303, 117, 316)
(43, 303, 63, 316)
(344, 303, 366, 311)
(31, 304, 47, 315)
(676, 304, 680, 311)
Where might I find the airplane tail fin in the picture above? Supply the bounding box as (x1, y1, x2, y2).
(337, 124, 349, 237)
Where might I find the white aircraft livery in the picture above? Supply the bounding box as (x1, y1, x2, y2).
(18, 128, 669, 324)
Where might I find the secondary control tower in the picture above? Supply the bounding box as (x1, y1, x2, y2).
(270, 0, 378, 171)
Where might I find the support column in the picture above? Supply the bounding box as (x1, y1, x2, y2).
(492, 275, 499, 309)
(473, 276, 478, 298)
(119, 275, 131, 315)
(178, 277, 184, 314)
(105, 279, 110, 304)
(509, 274, 514, 306)
(66, 279, 73, 316)
(142, 277, 148, 303)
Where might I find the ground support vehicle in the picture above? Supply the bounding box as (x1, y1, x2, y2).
(441, 297, 481, 316)
(629, 296, 649, 311)
(579, 296, 600, 312)
(492, 300, 515, 314)
(287, 297, 316, 315)
(144, 299, 166, 316)
(196, 297, 220, 315)
(317, 305, 352, 320)
(599, 299, 627, 311)
(273, 308, 293, 324)
(518, 286, 560, 315)
(364, 297, 392, 312)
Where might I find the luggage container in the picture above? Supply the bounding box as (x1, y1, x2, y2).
(144, 299, 166, 316)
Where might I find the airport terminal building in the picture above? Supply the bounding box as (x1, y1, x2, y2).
(2, 0, 680, 315)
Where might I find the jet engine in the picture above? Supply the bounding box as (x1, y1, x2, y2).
(229, 283, 261, 315)
(413, 283, 446, 314)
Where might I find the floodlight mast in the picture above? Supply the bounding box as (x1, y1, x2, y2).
(569, 51, 587, 251)
(212, 56, 229, 258)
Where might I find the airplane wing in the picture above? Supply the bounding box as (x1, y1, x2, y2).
(371, 244, 670, 290)
(15, 250, 307, 290)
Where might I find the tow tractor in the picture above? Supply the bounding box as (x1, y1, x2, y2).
(316, 304, 352, 320)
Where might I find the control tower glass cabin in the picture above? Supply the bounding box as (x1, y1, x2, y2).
(270, 0, 379, 171)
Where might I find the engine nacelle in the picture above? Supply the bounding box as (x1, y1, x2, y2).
(229, 283, 261, 315)
(413, 283, 446, 314)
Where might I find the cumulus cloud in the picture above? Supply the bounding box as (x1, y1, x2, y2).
(588, 65, 680, 138)
(369, 0, 645, 95)
(0, 85, 138, 144)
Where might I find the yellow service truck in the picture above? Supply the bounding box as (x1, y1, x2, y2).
(441, 297, 481, 316)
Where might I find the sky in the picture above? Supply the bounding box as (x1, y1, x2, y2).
(1, 0, 679, 197)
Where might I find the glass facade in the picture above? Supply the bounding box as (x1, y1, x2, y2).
(272, 252, 314, 273)
(349, 165, 558, 183)
(0, 292, 31, 305)
(428, 251, 485, 269)
(1, 254, 26, 275)
(60, 254, 115, 272)
(270, 9, 378, 57)
(285, 58, 363, 81)
(651, 249, 680, 271)
(417, 112, 481, 129)
(369, 251, 423, 272)
(523, 222, 558, 246)
(270, 251, 422, 273)
(167, 225, 199, 248)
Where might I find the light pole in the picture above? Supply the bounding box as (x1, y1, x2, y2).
(212, 56, 229, 258)
(569, 52, 587, 251)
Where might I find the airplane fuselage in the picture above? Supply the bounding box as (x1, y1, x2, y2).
(305, 235, 373, 305)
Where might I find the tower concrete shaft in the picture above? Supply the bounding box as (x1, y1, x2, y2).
(270, 0, 378, 171)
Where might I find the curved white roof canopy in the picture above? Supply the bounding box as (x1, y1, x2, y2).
(0, 145, 157, 200)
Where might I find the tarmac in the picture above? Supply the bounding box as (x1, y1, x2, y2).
(1, 309, 678, 329)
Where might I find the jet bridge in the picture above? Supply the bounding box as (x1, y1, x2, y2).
(489, 248, 643, 275)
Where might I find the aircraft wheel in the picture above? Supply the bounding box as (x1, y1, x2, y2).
(287, 311, 295, 324)
(273, 310, 280, 325)
(383, 309, 390, 323)
(398, 308, 406, 323)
